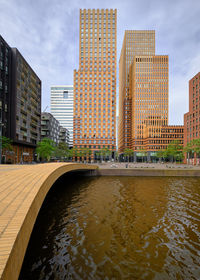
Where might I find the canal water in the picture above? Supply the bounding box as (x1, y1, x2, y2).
(19, 175, 200, 280)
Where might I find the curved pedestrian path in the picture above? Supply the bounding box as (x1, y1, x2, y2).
(0, 163, 97, 280)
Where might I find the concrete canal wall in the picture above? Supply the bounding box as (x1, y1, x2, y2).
(88, 168, 200, 177)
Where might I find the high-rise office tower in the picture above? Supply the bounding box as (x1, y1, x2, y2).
(73, 9, 117, 160)
(51, 85, 73, 147)
(118, 31, 169, 156)
(118, 31, 155, 152)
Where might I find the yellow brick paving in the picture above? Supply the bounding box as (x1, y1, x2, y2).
(0, 163, 97, 280)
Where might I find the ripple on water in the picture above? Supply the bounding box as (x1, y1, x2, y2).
(19, 176, 200, 280)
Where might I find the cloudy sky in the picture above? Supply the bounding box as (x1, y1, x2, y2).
(0, 0, 200, 125)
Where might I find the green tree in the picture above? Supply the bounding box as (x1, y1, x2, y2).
(156, 149, 164, 162)
(184, 138, 200, 164)
(53, 146, 63, 159)
(156, 149, 168, 162)
(88, 148, 92, 159)
(97, 147, 112, 162)
(191, 139, 200, 164)
(66, 149, 73, 161)
(0, 136, 13, 164)
(95, 151, 102, 162)
(166, 140, 183, 163)
(101, 147, 112, 161)
(71, 147, 80, 160)
(140, 148, 147, 163)
(183, 141, 192, 163)
(114, 151, 119, 162)
(124, 148, 134, 162)
(78, 147, 84, 161)
(1, 136, 13, 151)
(58, 142, 69, 151)
(36, 138, 55, 162)
(53, 142, 69, 161)
(81, 148, 88, 160)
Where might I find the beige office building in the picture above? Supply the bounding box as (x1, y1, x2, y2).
(73, 9, 117, 160)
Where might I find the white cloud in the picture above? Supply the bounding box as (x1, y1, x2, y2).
(0, 0, 200, 125)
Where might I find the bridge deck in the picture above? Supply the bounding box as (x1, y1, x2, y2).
(0, 163, 97, 280)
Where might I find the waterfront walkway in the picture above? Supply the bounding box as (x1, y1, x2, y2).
(0, 163, 97, 280)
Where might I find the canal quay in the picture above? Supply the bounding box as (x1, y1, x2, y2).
(95, 162, 200, 177)
(0, 163, 200, 280)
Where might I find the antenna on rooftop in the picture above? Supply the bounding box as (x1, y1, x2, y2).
(43, 106, 48, 112)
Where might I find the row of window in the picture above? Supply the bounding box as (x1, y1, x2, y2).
(74, 112, 115, 118)
(74, 123, 114, 128)
(76, 80, 114, 85)
(81, 28, 115, 33)
(74, 104, 115, 112)
(74, 131, 115, 136)
(75, 96, 114, 101)
(81, 32, 115, 39)
(81, 18, 115, 24)
(74, 139, 115, 145)
(76, 74, 115, 79)
(80, 63, 115, 69)
(79, 67, 115, 73)
(81, 11, 116, 16)
(80, 48, 115, 54)
(74, 117, 115, 123)
(76, 82, 115, 87)
(74, 145, 115, 149)
(135, 93, 168, 98)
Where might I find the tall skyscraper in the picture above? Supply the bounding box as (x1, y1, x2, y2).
(118, 31, 169, 158)
(118, 31, 155, 152)
(73, 9, 117, 160)
(51, 85, 73, 147)
(131, 55, 168, 150)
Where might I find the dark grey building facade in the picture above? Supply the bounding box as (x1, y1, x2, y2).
(0, 35, 12, 139)
(59, 126, 69, 146)
(11, 48, 41, 146)
(41, 112, 60, 145)
(0, 35, 41, 163)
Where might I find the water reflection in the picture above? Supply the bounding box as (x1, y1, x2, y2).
(19, 176, 200, 279)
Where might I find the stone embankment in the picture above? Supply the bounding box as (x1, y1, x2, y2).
(89, 162, 200, 177)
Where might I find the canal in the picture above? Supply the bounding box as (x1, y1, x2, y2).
(19, 175, 200, 279)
